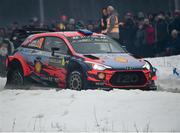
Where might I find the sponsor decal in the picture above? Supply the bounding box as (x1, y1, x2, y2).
(61, 57, 65, 66)
(173, 68, 180, 77)
(115, 57, 128, 63)
(41, 76, 59, 83)
(49, 57, 66, 68)
(35, 61, 42, 73)
(71, 36, 107, 43)
(125, 66, 134, 70)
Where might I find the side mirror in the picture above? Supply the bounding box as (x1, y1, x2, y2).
(51, 47, 60, 56)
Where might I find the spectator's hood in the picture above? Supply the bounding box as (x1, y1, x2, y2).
(83, 53, 145, 70)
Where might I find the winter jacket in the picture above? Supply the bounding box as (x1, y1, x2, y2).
(166, 35, 180, 54)
(155, 19, 168, 42)
(145, 25, 155, 45)
(169, 17, 180, 33)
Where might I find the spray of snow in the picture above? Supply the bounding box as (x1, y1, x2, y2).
(147, 55, 180, 92)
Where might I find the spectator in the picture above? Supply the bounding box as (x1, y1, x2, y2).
(144, 18, 155, 57)
(93, 21, 101, 33)
(87, 24, 94, 31)
(11, 21, 19, 31)
(102, 6, 119, 40)
(121, 12, 137, 54)
(135, 12, 145, 29)
(69, 18, 76, 31)
(66, 18, 76, 31)
(0, 41, 8, 56)
(169, 10, 180, 34)
(3, 39, 14, 55)
(165, 12, 173, 24)
(56, 22, 66, 31)
(75, 20, 85, 30)
(49, 20, 57, 31)
(166, 29, 180, 55)
(147, 13, 154, 24)
(134, 23, 145, 57)
(155, 13, 168, 55)
(100, 7, 108, 32)
(0, 28, 6, 38)
(0, 41, 8, 77)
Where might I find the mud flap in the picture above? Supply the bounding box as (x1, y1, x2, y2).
(0, 55, 7, 77)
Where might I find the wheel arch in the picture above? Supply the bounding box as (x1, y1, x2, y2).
(67, 60, 86, 75)
(8, 57, 31, 76)
(66, 60, 89, 83)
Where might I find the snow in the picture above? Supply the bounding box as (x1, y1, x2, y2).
(147, 55, 180, 92)
(0, 77, 6, 91)
(0, 55, 180, 132)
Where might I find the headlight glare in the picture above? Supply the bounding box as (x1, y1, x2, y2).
(143, 62, 151, 70)
(85, 61, 111, 70)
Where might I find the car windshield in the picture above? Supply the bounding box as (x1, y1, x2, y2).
(69, 36, 125, 54)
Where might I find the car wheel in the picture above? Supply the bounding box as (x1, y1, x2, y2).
(6, 68, 26, 89)
(145, 81, 157, 91)
(102, 88, 113, 91)
(68, 71, 83, 91)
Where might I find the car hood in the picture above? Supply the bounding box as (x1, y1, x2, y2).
(83, 53, 145, 70)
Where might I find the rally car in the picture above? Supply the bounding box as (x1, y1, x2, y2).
(6, 29, 157, 90)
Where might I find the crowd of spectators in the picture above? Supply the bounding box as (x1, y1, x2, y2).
(0, 9, 180, 58)
(117, 10, 180, 57)
(99, 7, 180, 57)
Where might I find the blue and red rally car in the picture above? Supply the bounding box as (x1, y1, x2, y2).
(6, 30, 157, 90)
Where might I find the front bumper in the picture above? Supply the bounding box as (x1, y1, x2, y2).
(87, 69, 157, 89)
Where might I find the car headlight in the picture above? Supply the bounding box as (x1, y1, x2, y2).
(85, 61, 111, 70)
(143, 62, 151, 70)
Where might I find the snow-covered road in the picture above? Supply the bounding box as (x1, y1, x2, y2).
(1, 89, 180, 132)
(0, 55, 180, 132)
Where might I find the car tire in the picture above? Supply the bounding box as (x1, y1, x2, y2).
(102, 88, 113, 91)
(6, 68, 29, 89)
(68, 71, 83, 91)
(145, 81, 157, 91)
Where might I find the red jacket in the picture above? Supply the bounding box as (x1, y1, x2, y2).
(145, 25, 155, 45)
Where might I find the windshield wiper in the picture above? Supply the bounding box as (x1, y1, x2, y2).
(106, 51, 126, 54)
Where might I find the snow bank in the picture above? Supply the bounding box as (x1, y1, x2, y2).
(146, 55, 180, 92)
(0, 77, 6, 91)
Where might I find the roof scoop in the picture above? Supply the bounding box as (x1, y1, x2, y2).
(78, 29, 93, 36)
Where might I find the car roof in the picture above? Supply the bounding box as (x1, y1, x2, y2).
(32, 31, 103, 38)
(22, 31, 105, 46)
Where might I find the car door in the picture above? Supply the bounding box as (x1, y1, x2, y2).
(20, 37, 49, 81)
(41, 36, 70, 88)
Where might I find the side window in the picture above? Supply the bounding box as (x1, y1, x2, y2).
(28, 38, 44, 49)
(43, 37, 68, 54)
